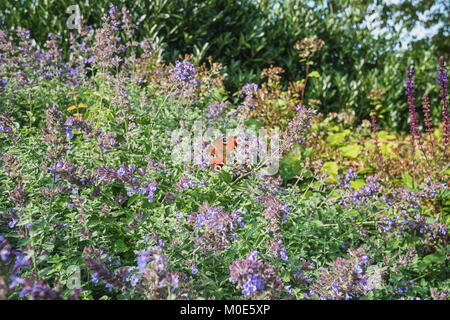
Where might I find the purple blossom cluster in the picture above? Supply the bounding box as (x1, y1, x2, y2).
(84, 246, 132, 293)
(339, 175, 447, 212)
(134, 245, 189, 299)
(96, 163, 158, 204)
(168, 60, 200, 98)
(308, 247, 374, 300)
(337, 168, 357, 189)
(64, 115, 118, 153)
(51, 160, 96, 189)
(280, 104, 317, 153)
(255, 176, 290, 260)
(64, 116, 94, 137)
(336, 173, 448, 251)
(174, 176, 205, 190)
(96, 131, 117, 152)
(0, 27, 85, 88)
(437, 56, 448, 154)
(171, 60, 196, 83)
(89, 4, 136, 74)
(0, 236, 80, 300)
(337, 175, 382, 207)
(0, 111, 16, 141)
(12, 279, 64, 300)
(40, 105, 69, 160)
(291, 260, 315, 286)
(393, 280, 417, 297)
(375, 211, 447, 250)
(229, 251, 287, 298)
(7, 208, 19, 229)
(237, 83, 258, 118)
(421, 177, 448, 198)
(186, 202, 245, 254)
(257, 192, 290, 227)
(204, 101, 230, 122)
(255, 176, 289, 226)
(1, 154, 29, 207)
(139, 180, 157, 202)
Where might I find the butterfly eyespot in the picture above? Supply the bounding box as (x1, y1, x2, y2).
(209, 153, 215, 158)
(213, 164, 222, 172)
(222, 137, 228, 143)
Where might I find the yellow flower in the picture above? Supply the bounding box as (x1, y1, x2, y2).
(73, 113, 83, 119)
(67, 104, 88, 111)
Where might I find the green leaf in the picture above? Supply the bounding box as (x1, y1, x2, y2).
(402, 172, 413, 189)
(308, 70, 320, 78)
(127, 193, 140, 207)
(114, 239, 129, 253)
(357, 167, 374, 175)
(322, 162, 338, 182)
(340, 144, 361, 159)
(311, 220, 324, 227)
(378, 131, 396, 141)
(279, 145, 304, 180)
(244, 119, 263, 131)
(286, 144, 302, 161)
(350, 179, 366, 190)
(422, 253, 445, 266)
(279, 156, 301, 181)
(219, 169, 232, 183)
(327, 132, 347, 147)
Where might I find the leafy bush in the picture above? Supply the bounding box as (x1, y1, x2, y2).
(0, 0, 446, 130)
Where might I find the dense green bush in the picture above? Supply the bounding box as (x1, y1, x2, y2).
(1, 0, 446, 130)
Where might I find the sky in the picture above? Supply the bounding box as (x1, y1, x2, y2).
(366, 0, 446, 50)
(272, 0, 446, 51)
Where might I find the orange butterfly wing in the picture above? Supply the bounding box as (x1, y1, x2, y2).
(209, 136, 238, 171)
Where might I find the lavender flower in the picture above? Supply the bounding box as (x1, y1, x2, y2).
(140, 180, 157, 203)
(168, 60, 200, 98)
(337, 168, 357, 189)
(186, 202, 245, 255)
(229, 251, 286, 298)
(280, 105, 317, 154)
(309, 247, 373, 300)
(191, 265, 198, 275)
(66, 128, 74, 139)
(437, 56, 448, 154)
(134, 245, 189, 299)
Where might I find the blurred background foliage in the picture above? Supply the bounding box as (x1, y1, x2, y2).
(0, 0, 448, 130)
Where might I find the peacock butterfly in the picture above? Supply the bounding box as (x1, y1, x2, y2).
(208, 136, 243, 171)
